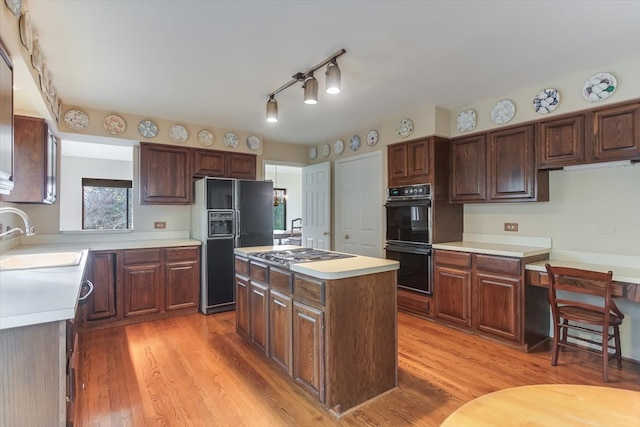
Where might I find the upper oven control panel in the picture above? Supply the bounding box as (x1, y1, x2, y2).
(387, 183, 431, 200)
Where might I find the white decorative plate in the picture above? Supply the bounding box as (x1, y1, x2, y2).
(350, 135, 361, 151)
(5, 0, 21, 18)
(223, 132, 239, 148)
(533, 88, 560, 114)
(334, 139, 344, 155)
(582, 72, 617, 102)
(309, 146, 317, 159)
(39, 65, 49, 94)
(169, 124, 189, 143)
(138, 119, 158, 138)
(198, 129, 215, 146)
(19, 11, 33, 53)
(63, 109, 89, 131)
(246, 135, 260, 150)
(321, 143, 330, 157)
(491, 99, 516, 125)
(396, 118, 414, 137)
(456, 109, 477, 132)
(103, 114, 126, 135)
(367, 129, 379, 146)
(31, 40, 43, 72)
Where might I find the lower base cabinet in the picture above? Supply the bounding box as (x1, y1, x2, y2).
(84, 245, 200, 329)
(292, 301, 325, 402)
(250, 282, 269, 354)
(434, 249, 548, 350)
(269, 290, 293, 376)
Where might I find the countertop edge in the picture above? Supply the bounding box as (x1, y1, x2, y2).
(526, 260, 640, 284)
(432, 242, 551, 258)
(291, 263, 399, 280)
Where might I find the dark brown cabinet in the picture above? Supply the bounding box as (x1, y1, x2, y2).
(250, 282, 269, 355)
(85, 251, 116, 321)
(193, 149, 226, 177)
(269, 290, 293, 376)
(164, 246, 199, 311)
(434, 249, 548, 350)
(235, 273, 250, 339)
(139, 142, 192, 204)
(434, 250, 472, 327)
(451, 125, 548, 203)
(387, 138, 432, 186)
(537, 100, 640, 169)
(2, 115, 57, 204)
(227, 153, 257, 179)
(293, 301, 325, 402)
(122, 249, 163, 317)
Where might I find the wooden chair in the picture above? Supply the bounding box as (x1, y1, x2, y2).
(545, 264, 625, 382)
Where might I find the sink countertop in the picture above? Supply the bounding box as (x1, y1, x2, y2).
(235, 246, 399, 280)
(0, 249, 89, 330)
(0, 238, 201, 330)
(432, 241, 551, 258)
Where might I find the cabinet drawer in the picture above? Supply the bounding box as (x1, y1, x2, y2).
(474, 254, 521, 276)
(250, 261, 269, 283)
(165, 246, 199, 262)
(294, 275, 325, 306)
(270, 267, 293, 294)
(434, 250, 472, 268)
(235, 257, 249, 276)
(123, 248, 161, 264)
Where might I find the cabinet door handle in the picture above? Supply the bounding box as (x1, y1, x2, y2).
(344, 234, 350, 239)
(78, 279, 94, 304)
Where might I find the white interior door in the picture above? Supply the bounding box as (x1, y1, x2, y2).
(335, 152, 383, 257)
(302, 161, 330, 249)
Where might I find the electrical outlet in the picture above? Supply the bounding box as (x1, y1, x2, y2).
(154, 221, 166, 229)
(598, 225, 616, 236)
(504, 222, 519, 232)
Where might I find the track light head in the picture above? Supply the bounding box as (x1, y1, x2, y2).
(325, 59, 341, 94)
(266, 96, 278, 122)
(303, 74, 318, 104)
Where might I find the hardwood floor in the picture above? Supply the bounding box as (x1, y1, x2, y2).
(76, 311, 640, 426)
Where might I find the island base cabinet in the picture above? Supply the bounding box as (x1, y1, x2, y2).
(250, 282, 269, 355)
(293, 302, 325, 403)
(235, 274, 250, 338)
(269, 290, 293, 376)
(0, 321, 66, 427)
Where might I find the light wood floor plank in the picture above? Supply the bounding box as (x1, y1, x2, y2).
(76, 311, 640, 426)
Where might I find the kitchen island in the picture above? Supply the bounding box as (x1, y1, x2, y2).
(234, 246, 399, 416)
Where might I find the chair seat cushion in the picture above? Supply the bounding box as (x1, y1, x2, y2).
(559, 305, 623, 326)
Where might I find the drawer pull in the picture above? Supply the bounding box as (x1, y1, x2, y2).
(78, 279, 94, 304)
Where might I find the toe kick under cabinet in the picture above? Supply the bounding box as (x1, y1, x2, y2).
(434, 249, 550, 351)
(234, 255, 398, 416)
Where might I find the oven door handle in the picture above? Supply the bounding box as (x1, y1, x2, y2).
(385, 243, 432, 255)
(385, 199, 431, 208)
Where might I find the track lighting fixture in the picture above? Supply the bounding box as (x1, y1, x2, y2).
(265, 48, 346, 122)
(266, 95, 278, 123)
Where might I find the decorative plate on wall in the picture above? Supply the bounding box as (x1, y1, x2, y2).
(490, 99, 516, 125)
(223, 132, 239, 148)
(350, 134, 361, 151)
(396, 118, 414, 137)
(19, 11, 33, 53)
(321, 143, 331, 157)
(63, 109, 89, 131)
(456, 109, 477, 132)
(5, 0, 21, 18)
(103, 114, 126, 135)
(309, 146, 317, 159)
(334, 139, 344, 155)
(582, 72, 616, 102)
(246, 135, 261, 151)
(367, 129, 379, 146)
(198, 129, 215, 146)
(169, 124, 189, 143)
(138, 119, 158, 138)
(533, 88, 560, 114)
(31, 40, 43, 73)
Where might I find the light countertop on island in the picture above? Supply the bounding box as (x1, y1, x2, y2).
(235, 246, 399, 280)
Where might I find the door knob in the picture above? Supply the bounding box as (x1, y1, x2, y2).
(323, 232, 328, 235)
(344, 234, 350, 239)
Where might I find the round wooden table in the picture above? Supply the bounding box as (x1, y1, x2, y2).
(441, 384, 640, 427)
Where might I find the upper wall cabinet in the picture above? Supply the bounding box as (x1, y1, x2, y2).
(193, 150, 257, 180)
(387, 138, 432, 186)
(139, 143, 192, 205)
(537, 100, 640, 169)
(451, 124, 549, 203)
(2, 116, 57, 204)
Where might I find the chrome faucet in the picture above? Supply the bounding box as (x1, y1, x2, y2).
(0, 207, 36, 238)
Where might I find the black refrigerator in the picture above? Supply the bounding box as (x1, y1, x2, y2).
(192, 177, 274, 314)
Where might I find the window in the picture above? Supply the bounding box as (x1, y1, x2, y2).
(82, 178, 133, 230)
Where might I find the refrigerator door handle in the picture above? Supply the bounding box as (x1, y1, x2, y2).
(235, 210, 240, 238)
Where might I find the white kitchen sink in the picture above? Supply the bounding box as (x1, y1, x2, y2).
(0, 252, 83, 271)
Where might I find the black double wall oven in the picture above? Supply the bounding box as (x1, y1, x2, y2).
(385, 183, 433, 295)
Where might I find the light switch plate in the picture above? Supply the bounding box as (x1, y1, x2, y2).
(504, 223, 518, 232)
(154, 221, 166, 229)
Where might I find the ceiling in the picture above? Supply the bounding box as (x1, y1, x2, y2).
(14, 0, 640, 145)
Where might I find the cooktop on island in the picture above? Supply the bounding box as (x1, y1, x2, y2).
(250, 248, 355, 267)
